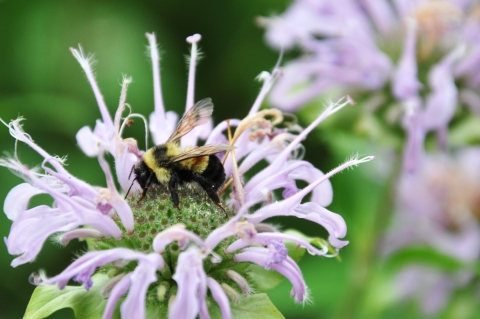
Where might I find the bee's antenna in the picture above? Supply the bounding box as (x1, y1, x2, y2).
(124, 178, 137, 200)
(128, 164, 135, 180)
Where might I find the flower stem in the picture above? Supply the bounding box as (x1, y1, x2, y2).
(333, 153, 402, 319)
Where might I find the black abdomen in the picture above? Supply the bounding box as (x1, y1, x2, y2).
(202, 155, 226, 190)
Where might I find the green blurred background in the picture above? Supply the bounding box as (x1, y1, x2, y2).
(0, 1, 440, 319)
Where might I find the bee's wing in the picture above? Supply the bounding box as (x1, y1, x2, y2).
(167, 144, 235, 164)
(166, 98, 214, 143)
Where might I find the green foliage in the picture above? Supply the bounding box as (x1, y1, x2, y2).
(24, 274, 111, 319)
(209, 294, 285, 319)
(24, 272, 286, 319)
(246, 264, 286, 292)
(450, 116, 480, 146)
(385, 245, 479, 275)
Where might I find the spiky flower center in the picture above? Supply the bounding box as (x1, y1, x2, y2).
(88, 185, 249, 305)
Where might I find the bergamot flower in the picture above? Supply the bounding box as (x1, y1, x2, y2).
(383, 148, 480, 315)
(1, 32, 373, 319)
(260, 0, 480, 172)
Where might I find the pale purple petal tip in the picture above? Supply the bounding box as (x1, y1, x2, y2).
(4, 183, 44, 221)
(235, 247, 307, 303)
(170, 248, 206, 319)
(120, 255, 162, 319)
(207, 277, 232, 319)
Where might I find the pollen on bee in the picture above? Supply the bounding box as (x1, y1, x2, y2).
(192, 156, 208, 173)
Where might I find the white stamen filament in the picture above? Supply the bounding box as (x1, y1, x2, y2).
(119, 113, 149, 150)
(249, 67, 283, 115)
(146, 32, 166, 121)
(296, 155, 375, 201)
(276, 97, 353, 164)
(70, 46, 114, 130)
(114, 76, 132, 135)
(185, 34, 202, 110)
(1, 118, 53, 163)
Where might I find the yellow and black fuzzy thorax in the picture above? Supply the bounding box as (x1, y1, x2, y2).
(141, 143, 225, 190)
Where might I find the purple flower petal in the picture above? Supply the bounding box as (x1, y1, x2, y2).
(243, 98, 354, 207)
(246, 189, 348, 248)
(76, 124, 105, 157)
(392, 19, 422, 100)
(120, 255, 162, 319)
(402, 101, 426, 173)
(245, 156, 375, 248)
(102, 274, 131, 319)
(60, 228, 103, 246)
(153, 224, 205, 253)
(235, 247, 307, 303)
(4, 183, 44, 220)
(207, 277, 231, 319)
(237, 132, 296, 173)
(169, 248, 207, 319)
(360, 0, 395, 35)
(7, 205, 80, 267)
(227, 232, 328, 256)
(114, 137, 142, 193)
(421, 46, 465, 130)
(204, 208, 254, 251)
(293, 202, 349, 248)
(97, 152, 134, 233)
(73, 267, 95, 290)
(266, 240, 288, 267)
(149, 110, 179, 145)
(268, 39, 391, 110)
(41, 248, 163, 289)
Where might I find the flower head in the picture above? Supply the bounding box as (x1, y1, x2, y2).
(384, 148, 480, 314)
(1, 32, 373, 318)
(261, 0, 480, 172)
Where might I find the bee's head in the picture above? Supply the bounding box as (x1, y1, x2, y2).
(133, 160, 151, 189)
(125, 160, 152, 199)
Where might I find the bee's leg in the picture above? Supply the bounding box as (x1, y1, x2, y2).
(194, 174, 229, 217)
(138, 173, 153, 203)
(168, 172, 180, 209)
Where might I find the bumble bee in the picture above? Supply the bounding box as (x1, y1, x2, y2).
(125, 98, 233, 213)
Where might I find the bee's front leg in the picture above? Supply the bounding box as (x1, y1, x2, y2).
(138, 173, 154, 203)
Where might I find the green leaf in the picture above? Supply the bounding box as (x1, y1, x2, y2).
(284, 241, 306, 263)
(246, 264, 285, 292)
(210, 293, 285, 319)
(145, 302, 167, 319)
(24, 274, 111, 319)
(450, 115, 480, 146)
(282, 229, 338, 260)
(385, 246, 476, 275)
